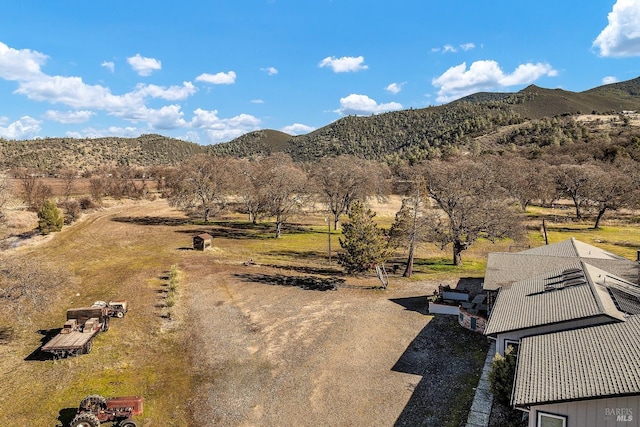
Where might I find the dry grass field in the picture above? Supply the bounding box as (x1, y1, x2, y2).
(1, 189, 638, 426)
(0, 197, 492, 427)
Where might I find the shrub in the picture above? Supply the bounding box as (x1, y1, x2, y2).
(37, 200, 64, 235)
(488, 345, 517, 405)
(62, 200, 81, 225)
(79, 197, 95, 210)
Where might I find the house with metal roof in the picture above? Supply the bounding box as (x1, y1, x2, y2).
(485, 261, 640, 355)
(483, 237, 639, 292)
(513, 316, 640, 427)
(481, 238, 640, 426)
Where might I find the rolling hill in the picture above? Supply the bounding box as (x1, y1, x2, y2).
(2, 77, 640, 171)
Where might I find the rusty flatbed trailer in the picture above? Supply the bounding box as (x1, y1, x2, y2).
(41, 306, 109, 358)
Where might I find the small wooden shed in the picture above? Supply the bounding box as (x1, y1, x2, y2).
(193, 233, 213, 251)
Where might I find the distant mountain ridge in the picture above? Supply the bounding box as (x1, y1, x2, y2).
(209, 76, 640, 162)
(2, 77, 640, 170)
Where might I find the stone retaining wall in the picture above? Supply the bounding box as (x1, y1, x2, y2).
(458, 306, 487, 333)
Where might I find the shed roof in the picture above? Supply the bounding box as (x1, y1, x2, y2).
(194, 233, 213, 240)
(483, 238, 638, 291)
(512, 315, 640, 407)
(484, 262, 640, 336)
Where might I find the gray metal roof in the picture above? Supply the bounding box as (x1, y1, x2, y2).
(512, 315, 640, 407)
(484, 262, 639, 336)
(484, 238, 638, 291)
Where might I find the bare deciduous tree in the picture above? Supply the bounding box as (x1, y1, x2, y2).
(60, 168, 77, 202)
(490, 156, 554, 211)
(422, 159, 523, 266)
(166, 155, 235, 222)
(257, 154, 309, 238)
(13, 168, 38, 209)
(553, 164, 597, 221)
(310, 155, 389, 230)
(0, 256, 69, 323)
(389, 175, 436, 277)
(583, 162, 634, 229)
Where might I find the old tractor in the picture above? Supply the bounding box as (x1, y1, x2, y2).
(92, 300, 129, 318)
(70, 394, 143, 427)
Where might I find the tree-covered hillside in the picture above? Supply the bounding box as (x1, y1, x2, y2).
(2, 77, 640, 171)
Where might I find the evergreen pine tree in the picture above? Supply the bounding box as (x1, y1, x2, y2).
(37, 199, 64, 235)
(338, 200, 391, 274)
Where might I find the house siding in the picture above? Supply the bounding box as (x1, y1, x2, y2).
(529, 396, 640, 427)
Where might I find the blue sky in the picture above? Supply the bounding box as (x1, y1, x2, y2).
(1, 0, 639, 144)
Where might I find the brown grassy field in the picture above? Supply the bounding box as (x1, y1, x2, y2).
(0, 198, 491, 426)
(0, 190, 638, 426)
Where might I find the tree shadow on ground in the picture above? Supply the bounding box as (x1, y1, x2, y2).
(24, 328, 61, 361)
(261, 263, 344, 277)
(175, 225, 271, 240)
(0, 325, 14, 344)
(392, 315, 489, 426)
(233, 272, 343, 291)
(265, 249, 330, 261)
(111, 216, 190, 226)
(56, 407, 77, 427)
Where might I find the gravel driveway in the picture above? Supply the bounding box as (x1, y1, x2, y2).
(183, 262, 489, 426)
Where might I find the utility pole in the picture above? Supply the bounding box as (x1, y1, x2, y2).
(325, 217, 332, 264)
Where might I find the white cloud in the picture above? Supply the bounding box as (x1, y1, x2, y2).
(433, 43, 476, 54)
(195, 71, 237, 84)
(190, 108, 261, 143)
(43, 110, 95, 124)
(281, 123, 314, 135)
(385, 82, 405, 94)
(0, 115, 41, 139)
(0, 41, 47, 81)
(145, 105, 187, 130)
(432, 60, 558, 103)
(14, 74, 197, 122)
(127, 54, 161, 76)
(101, 61, 115, 73)
(180, 131, 201, 143)
(261, 66, 278, 75)
(67, 126, 139, 139)
(603, 76, 618, 84)
(593, 0, 640, 57)
(318, 56, 368, 73)
(15, 75, 121, 109)
(334, 94, 403, 116)
(132, 82, 196, 101)
(251, 99, 265, 104)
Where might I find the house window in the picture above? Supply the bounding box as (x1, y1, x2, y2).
(537, 411, 566, 427)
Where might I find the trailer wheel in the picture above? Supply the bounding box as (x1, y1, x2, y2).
(79, 394, 106, 412)
(120, 418, 137, 427)
(116, 311, 124, 318)
(70, 412, 100, 427)
(84, 340, 93, 354)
